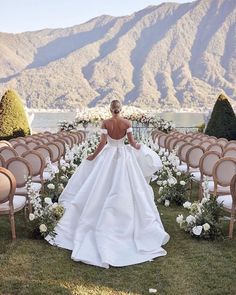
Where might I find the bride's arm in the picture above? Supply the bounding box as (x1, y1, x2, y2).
(87, 123, 107, 161)
(127, 122, 141, 150)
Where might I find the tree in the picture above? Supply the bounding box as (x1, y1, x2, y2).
(0, 89, 31, 140)
(205, 94, 236, 140)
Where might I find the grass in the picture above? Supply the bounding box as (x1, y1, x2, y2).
(0, 183, 236, 295)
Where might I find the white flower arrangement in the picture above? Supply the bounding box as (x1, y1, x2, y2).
(27, 184, 64, 239)
(177, 177, 223, 240)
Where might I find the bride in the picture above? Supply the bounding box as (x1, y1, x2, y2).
(46, 100, 169, 268)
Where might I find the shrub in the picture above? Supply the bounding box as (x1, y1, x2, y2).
(0, 89, 31, 140)
(205, 94, 236, 140)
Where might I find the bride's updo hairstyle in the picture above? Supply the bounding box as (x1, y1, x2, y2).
(110, 100, 122, 114)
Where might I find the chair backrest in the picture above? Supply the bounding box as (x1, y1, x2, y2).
(6, 157, 32, 188)
(190, 138, 202, 145)
(178, 143, 193, 163)
(186, 145, 205, 169)
(164, 134, 174, 150)
(213, 157, 236, 187)
(34, 145, 53, 162)
(78, 131, 86, 141)
(230, 174, 236, 207)
(0, 146, 18, 161)
(199, 140, 212, 150)
(13, 143, 30, 156)
(217, 138, 228, 147)
(15, 137, 26, 144)
(206, 143, 223, 155)
(225, 141, 236, 150)
(27, 141, 40, 149)
(0, 155, 6, 168)
(199, 151, 221, 178)
(167, 137, 179, 152)
(21, 150, 45, 177)
(61, 136, 73, 149)
(0, 167, 16, 205)
(183, 135, 193, 142)
(223, 147, 236, 158)
(8, 139, 19, 145)
(54, 139, 66, 158)
(0, 140, 12, 148)
(158, 134, 168, 149)
(208, 137, 217, 143)
(46, 143, 61, 163)
(173, 139, 186, 151)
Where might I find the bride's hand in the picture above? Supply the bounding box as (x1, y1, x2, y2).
(87, 155, 94, 161)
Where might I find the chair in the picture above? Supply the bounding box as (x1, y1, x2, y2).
(217, 138, 228, 147)
(198, 151, 221, 200)
(225, 141, 236, 150)
(54, 139, 66, 159)
(0, 140, 12, 148)
(190, 138, 202, 145)
(223, 148, 236, 158)
(177, 143, 193, 171)
(6, 157, 41, 211)
(27, 141, 40, 149)
(0, 167, 26, 240)
(0, 146, 18, 161)
(22, 150, 46, 186)
(216, 174, 236, 238)
(13, 143, 30, 156)
(199, 140, 212, 151)
(0, 155, 6, 167)
(211, 157, 236, 196)
(183, 135, 193, 142)
(206, 143, 224, 155)
(46, 142, 61, 166)
(34, 145, 53, 163)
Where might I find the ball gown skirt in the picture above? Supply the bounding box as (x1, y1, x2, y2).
(45, 134, 170, 268)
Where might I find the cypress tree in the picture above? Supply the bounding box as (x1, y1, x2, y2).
(205, 94, 236, 140)
(0, 89, 31, 140)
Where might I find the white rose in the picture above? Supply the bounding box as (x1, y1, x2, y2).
(176, 214, 184, 224)
(163, 180, 167, 186)
(159, 187, 163, 194)
(183, 201, 192, 209)
(47, 183, 55, 190)
(180, 180, 186, 186)
(203, 223, 210, 231)
(177, 171, 181, 176)
(192, 225, 202, 236)
(164, 200, 170, 207)
(201, 197, 209, 204)
(149, 289, 157, 293)
(44, 197, 52, 205)
(39, 224, 47, 233)
(29, 213, 35, 221)
(186, 215, 196, 224)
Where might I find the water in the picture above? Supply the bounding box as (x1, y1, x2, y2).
(31, 111, 206, 133)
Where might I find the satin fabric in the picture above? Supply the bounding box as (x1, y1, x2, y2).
(46, 134, 169, 268)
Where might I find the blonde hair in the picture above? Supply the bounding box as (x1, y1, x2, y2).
(110, 100, 122, 114)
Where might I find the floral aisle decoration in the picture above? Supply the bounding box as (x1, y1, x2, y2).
(152, 149, 192, 206)
(58, 107, 175, 133)
(176, 178, 223, 240)
(26, 178, 64, 239)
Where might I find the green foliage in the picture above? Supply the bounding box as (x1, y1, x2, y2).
(205, 94, 236, 140)
(0, 89, 31, 140)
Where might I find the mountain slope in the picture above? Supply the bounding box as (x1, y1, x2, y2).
(0, 0, 235, 110)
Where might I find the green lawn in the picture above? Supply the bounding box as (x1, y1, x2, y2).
(0, 183, 236, 295)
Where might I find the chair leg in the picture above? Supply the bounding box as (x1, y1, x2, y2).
(189, 179, 193, 198)
(229, 212, 235, 239)
(9, 210, 16, 240)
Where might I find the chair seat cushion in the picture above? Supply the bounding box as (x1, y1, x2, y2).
(177, 163, 188, 172)
(191, 171, 201, 182)
(217, 195, 233, 210)
(0, 195, 26, 213)
(206, 181, 230, 194)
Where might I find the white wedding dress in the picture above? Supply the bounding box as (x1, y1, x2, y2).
(46, 128, 169, 268)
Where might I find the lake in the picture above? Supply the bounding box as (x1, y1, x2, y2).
(31, 111, 207, 133)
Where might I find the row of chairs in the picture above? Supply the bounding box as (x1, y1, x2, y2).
(152, 129, 236, 238)
(0, 130, 86, 240)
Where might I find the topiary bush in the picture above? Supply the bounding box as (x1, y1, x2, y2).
(0, 89, 31, 140)
(205, 94, 236, 140)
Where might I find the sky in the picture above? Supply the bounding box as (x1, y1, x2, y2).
(0, 0, 195, 33)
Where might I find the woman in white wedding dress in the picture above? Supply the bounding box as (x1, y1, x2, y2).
(46, 100, 169, 268)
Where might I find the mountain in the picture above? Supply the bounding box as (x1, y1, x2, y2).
(0, 0, 235, 111)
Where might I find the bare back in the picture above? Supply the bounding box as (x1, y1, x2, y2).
(103, 117, 130, 140)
